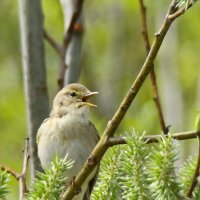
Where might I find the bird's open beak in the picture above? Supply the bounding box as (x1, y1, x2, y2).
(82, 92, 98, 107)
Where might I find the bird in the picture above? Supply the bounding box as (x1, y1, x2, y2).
(37, 83, 99, 200)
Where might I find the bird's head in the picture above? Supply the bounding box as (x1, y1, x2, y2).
(50, 83, 98, 117)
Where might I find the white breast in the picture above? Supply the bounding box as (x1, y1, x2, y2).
(37, 113, 97, 177)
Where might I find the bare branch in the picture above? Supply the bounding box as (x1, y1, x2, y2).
(108, 130, 200, 146)
(43, 29, 62, 54)
(0, 165, 19, 180)
(62, 0, 84, 51)
(58, 0, 84, 89)
(187, 136, 200, 197)
(19, 138, 30, 200)
(0, 139, 30, 199)
(138, 0, 168, 134)
(61, 1, 195, 199)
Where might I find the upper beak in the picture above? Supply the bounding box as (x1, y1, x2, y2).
(82, 92, 98, 107)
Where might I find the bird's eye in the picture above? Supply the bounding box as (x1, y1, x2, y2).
(70, 92, 76, 97)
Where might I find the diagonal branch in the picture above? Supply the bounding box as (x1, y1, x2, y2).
(61, 1, 194, 199)
(58, 0, 84, 89)
(62, 0, 84, 51)
(0, 165, 20, 180)
(138, 0, 168, 134)
(43, 29, 62, 54)
(186, 136, 200, 197)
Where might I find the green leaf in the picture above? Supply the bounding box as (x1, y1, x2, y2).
(26, 155, 73, 200)
(91, 146, 122, 200)
(0, 171, 10, 199)
(119, 130, 151, 200)
(148, 133, 182, 200)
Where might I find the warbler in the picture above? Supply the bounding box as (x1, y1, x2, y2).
(37, 83, 99, 200)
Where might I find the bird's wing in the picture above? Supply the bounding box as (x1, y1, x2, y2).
(83, 121, 100, 200)
(89, 121, 100, 143)
(36, 118, 50, 143)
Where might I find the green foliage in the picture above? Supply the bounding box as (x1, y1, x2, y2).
(148, 134, 181, 200)
(91, 147, 122, 200)
(178, 156, 197, 196)
(119, 132, 150, 200)
(92, 131, 200, 200)
(0, 171, 10, 199)
(26, 155, 73, 200)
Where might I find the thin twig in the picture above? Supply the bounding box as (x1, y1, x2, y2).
(0, 139, 30, 199)
(138, 0, 168, 134)
(168, 1, 193, 20)
(107, 130, 200, 146)
(61, 1, 194, 199)
(187, 136, 200, 197)
(19, 138, 30, 200)
(43, 29, 62, 54)
(0, 165, 20, 180)
(58, 0, 84, 89)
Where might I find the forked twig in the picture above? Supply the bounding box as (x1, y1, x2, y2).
(58, 0, 84, 89)
(138, 0, 168, 134)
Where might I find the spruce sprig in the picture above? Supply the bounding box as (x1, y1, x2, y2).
(148, 134, 182, 200)
(0, 171, 10, 199)
(26, 155, 73, 200)
(119, 131, 151, 200)
(91, 146, 121, 200)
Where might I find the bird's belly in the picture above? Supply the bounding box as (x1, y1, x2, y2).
(38, 133, 94, 178)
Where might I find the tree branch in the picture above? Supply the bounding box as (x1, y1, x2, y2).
(0, 139, 30, 199)
(43, 29, 62, 54)
(19, 138, 30, 200)
(61, 1, 194, 199)
(138, 0, 168, 134)
(107, 130, 200, 146)
(58, 0, 84, 89)
(187, 136, 200, 197)
(0, 165, 19, 180)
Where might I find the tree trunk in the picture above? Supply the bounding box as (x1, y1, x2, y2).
(60, 0, 84, 85)
(18, 0, 49, 180)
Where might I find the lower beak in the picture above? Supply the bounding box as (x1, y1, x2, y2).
(82, 92, 98, 107)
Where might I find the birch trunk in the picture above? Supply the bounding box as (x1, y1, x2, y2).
(18, 0, 49, 180)
(60, 0, 84, 85)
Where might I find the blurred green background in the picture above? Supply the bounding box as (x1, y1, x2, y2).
(0, 0, 199, 198)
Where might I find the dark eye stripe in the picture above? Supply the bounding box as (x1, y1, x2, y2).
(70, 92, 76, 97)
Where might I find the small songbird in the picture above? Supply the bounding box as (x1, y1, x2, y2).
(37, 83, 99, 200)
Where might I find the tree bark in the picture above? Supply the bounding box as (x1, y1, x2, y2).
(60, 0, 84, 86)
(18, 0, 49, 180)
